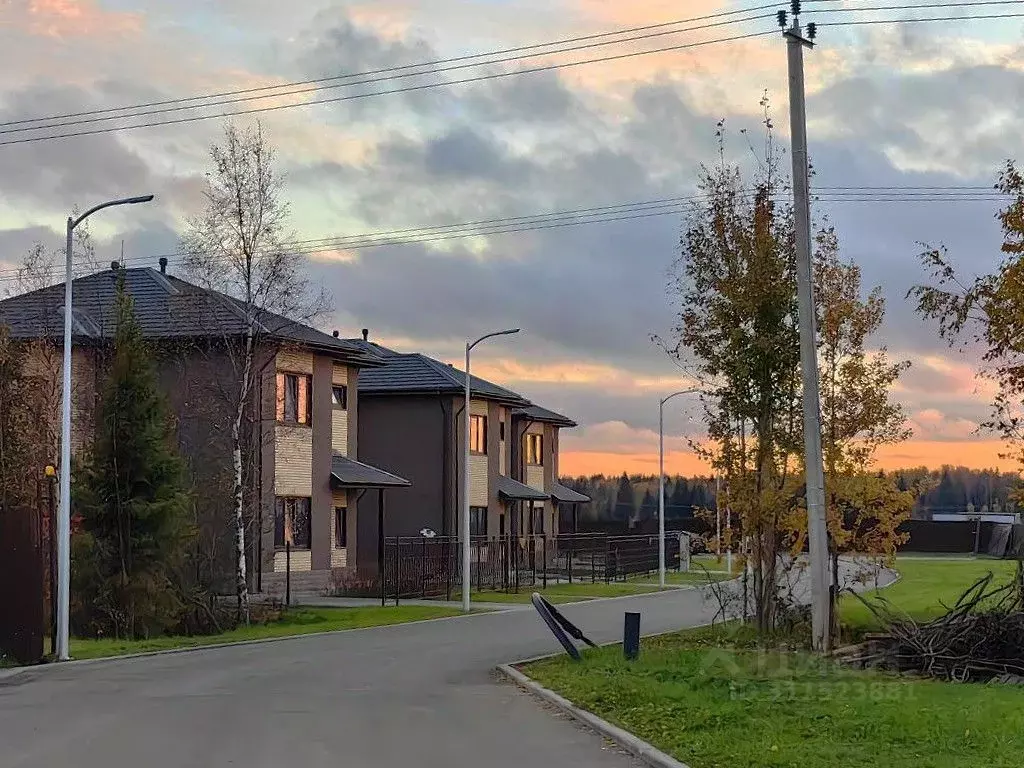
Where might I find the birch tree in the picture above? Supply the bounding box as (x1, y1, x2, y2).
(181, 121, 323, 622)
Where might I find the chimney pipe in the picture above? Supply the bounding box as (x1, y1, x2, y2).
(110, 261, 119, 271)
(362, 328, 369, 341)
(158, 257, 168, 274)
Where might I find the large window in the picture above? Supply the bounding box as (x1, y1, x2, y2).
(470, 506, 488, 537)
(526, 433, 543, 465)
(276, 373, 312, 425)
(332, 385, 348, 410)
(470, 414, 487, 454)
(274, 497, 311, 549)
(334, 506, 347, 547)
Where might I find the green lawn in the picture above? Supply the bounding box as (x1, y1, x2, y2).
(524, 622, 1024, 768)
(471, 581, 664, 604)
(841, 556, 1019, 636)
(67, 605, 464, 660)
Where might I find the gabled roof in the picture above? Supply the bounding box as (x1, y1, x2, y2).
(513, 404, 577, 428)
(347, 339, 530, 405)
(496, 474, 550, 502)
(0, 267, 381, 366)
(330, 454, 410, 489)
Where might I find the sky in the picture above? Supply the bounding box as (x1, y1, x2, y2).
(1, 0, 1022, 476)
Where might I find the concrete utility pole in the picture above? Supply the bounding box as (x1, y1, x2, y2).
(781, 2, 830, 652)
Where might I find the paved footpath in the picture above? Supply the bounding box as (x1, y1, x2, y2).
(0, 563, 893, 768)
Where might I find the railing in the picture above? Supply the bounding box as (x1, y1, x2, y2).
(381, 532, 685, 603)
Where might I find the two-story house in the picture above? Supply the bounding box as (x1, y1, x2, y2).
(348, 333, 588, 570)
(0, 263, 408, 597)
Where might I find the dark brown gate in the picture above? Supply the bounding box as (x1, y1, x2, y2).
(0, 502, 44, 665)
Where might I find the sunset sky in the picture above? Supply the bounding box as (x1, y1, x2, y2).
(1, 1, 1021, 476)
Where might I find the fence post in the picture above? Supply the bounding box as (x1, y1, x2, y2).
(543, 535, 548, 589)
(591, 547, 596, 584)
(605, 539, 610, 584)
(285, 540, 291, 608)
(421, 537, 427, 599)
(568, 536, 574, 585)
(477, 539, 482, 593)
(446, 539, 453, 601)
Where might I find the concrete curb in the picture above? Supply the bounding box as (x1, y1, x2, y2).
(498, 663, 691, 768)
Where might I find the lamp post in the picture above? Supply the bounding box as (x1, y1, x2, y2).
(56, 194, 154, 662)
(462, 328, 520, 612)
(658, 389, 700, 588)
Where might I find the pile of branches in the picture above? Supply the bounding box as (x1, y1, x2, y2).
(852, 570, 1024, 682)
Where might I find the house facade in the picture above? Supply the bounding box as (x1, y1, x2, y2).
(350, 334, 588, 569)
(0, 265, 406, 597)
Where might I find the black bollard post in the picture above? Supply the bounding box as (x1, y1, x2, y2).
(624, 612, 640, 660)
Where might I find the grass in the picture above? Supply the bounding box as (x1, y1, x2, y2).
(66, 605, 464, 660)
(471, 581, 665, 604)
(840, 556, 1019, 636)
(525, 622, 1024, 768)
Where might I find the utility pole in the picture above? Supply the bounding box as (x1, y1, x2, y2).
(781, 2, 830, 652)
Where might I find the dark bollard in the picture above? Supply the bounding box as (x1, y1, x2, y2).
(624, 612, 640, 660)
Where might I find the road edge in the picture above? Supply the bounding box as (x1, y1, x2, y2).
(497, 662, 692, 768)
(0, 608, 496, 682)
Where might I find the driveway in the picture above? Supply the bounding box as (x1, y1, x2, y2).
(0, 563, 894, 768)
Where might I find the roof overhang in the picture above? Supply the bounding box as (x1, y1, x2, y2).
(496, 475, 550, 502)
(330, 454, 411, 489)
(550, 483, 591, 504)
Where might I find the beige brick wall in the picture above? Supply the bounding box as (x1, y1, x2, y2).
(526, 465, 544, 491)
(275, 425, 312, 496)
(331, 364, 349, 456)
(469, 455, 489, 505)
(277, 348, 314, 374)
(273, 549, 312, 572)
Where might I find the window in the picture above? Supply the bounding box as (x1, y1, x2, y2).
(334, 506, 347, 547)
(499, 513, 506, 537)
(470, 506, 488, 537)
(526, 433, 543, 465)
(332, 385, 348, 410)
(532, 503, 545, 534)
(274, 497, 311, 549)
(276, 373, 312, 425)
(499, 420, 506, 441)
(470, 414, 487, 454)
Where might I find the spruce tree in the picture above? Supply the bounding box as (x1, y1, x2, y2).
(72, 274, 194, 639)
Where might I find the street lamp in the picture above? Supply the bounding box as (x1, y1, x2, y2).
(56, 194, 154, 661)
(658, 389, 700, 588)
(462, 328, 520, 612)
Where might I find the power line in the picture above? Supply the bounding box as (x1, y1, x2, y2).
(0, 4, 793, 131)
(0, 29, 779, 147)
(0, 187, 1007, 283)
(820, 10, 1024, 25)
(0, 14, 779, 137)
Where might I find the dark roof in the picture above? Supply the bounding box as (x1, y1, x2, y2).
(550, 483, 591, 504)
(495, 474, 550, 502)
(513, 404, 577, 428)
(347, 340, 529, 404)
(0, 268, 381, 366)
(330, 454, 410, 489)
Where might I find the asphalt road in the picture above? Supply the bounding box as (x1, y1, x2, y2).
(0, 563, 893, 768)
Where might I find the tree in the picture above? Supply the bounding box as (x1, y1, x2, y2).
(71, 275, 194, 639)
(614, 472, 635, 522)
(810, 230, 914, 634)
(911, 160, 1024, 476)
(638, 489, 657, 523)
(0, 326, 37, 514)
(181, 121, 325, 622)
(5, 215, 99, 297)
(667, 115, 803, 634)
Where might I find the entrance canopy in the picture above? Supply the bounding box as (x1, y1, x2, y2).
(330, 454, 410, 490)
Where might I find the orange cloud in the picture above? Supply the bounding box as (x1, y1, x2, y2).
(14, 0, 142, 38)
(467, 357, 698, 393)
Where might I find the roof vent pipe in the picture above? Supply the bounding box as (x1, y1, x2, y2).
(158, 257, 168, 274)
(110, 261, 119, 271)
(362, 328, 369, 341)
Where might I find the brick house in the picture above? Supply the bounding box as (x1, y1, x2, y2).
(0, 263, 408, 597)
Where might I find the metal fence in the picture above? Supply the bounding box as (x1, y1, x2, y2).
(381, 532, 685, 603)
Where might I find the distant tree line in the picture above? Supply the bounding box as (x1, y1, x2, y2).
(562, 466, 1021, 524)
